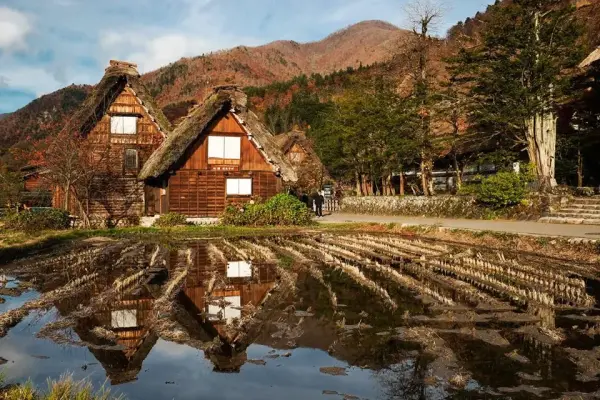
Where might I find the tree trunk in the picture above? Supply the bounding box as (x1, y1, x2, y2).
(453, 156, 463, 192)
(577, 148, 584, 188)
(526, 112, 557, 191)
(400, 173, 405, 196)
(387, 174, 395, 196)
(355, 171, 362, 196)
(64, 181, 71, 211)
(420, 156, 435, 196)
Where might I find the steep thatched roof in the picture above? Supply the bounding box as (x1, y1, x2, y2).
(139, 86, 297, 182)
(580, 48, 600, 69)
(275, 130, 328, 174)
(60, 60, 171, 137)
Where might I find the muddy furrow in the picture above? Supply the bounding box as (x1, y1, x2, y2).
(359, 235, 448, 257)
(331, 235, 418, 261)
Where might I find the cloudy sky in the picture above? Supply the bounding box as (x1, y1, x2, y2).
(0, 0, 493, 113)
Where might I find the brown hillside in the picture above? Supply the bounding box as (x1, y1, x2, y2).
(0, 85, 91, 153)
(0, 21, 409, 154)
(141, 20, 410, 107)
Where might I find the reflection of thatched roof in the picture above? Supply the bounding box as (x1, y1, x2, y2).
(88, 332, 159, 385)
(60, 60, 172, 137)
(139, 86, 297, 182)
(580, 48, 600, 69)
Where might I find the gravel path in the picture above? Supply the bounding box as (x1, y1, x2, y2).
(319, 213, 600, 239)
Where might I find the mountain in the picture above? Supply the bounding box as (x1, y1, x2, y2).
(141, 20, 411, 107)
(0, 21, 409, 154)
(0, 85, 91, 154)
(0, 113, 9, 120)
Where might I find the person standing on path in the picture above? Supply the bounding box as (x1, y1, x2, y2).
(314, 191, 324, 218)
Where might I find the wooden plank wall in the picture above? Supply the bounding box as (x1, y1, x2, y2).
(54, 86, 164, 221)
(167, 112, 282, 217)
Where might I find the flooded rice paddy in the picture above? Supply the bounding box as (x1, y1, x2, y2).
(0, 233, 599, 399)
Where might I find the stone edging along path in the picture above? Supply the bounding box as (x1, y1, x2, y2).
(319, 213, 600, 241)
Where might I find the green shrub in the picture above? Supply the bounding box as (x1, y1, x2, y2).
(153, 213, 188, 227)
(221, 194, 313, 226)
(576, 187, 595, 197)
(4, 208, 71, 232)
(475, 172, 529, 208)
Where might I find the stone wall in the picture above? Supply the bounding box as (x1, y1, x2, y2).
(340, 195, 563, 220)
(340, 196, 484, 218)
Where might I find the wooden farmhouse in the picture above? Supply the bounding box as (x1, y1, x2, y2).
(139, 86, 297, 217)
(55, 61, 296, 223)
(54, 60, 171, 224)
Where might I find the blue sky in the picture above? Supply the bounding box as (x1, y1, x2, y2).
(0, 0, 494, 113)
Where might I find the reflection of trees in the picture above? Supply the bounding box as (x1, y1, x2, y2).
(377, 354, 432, 400)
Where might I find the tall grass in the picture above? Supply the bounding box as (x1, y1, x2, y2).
(1, 374, 124, 400)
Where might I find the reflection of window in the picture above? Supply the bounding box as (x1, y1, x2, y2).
(208, 136, 241, 159)
(227, 261, 252, 278)
(111, 309, 137, 328)
(124, 149, 138, 170)
(226, 178, 252, 196)
(111, 116, 137, 134)
(208, 296, 241, 322)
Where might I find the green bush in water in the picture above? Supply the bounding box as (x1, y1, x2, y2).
(4, 208, 71, 232)
(475, 172, 530, 208)
(153, 213, 188, 227)
(221, 194, 313, 226)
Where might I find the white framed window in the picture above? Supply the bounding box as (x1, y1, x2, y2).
(111, 309, 137, 328)
(226, 178, 252, 196)
(227, 261, 252, 278)
(208, 136, 241, 159)
(111, 116, 137, 135)
(208, 296, 241, 322)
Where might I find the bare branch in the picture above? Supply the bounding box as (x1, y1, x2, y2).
(404, 0, 448, 37)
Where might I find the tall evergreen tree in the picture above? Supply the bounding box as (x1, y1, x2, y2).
(451, 0, 583, 191)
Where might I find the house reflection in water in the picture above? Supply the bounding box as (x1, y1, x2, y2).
(176, 242, 278, 372)
(55, 273, 158, 385)
(55, 241, 278, 383)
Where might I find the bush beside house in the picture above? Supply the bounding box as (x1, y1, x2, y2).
(221, 194, 313, 226)
(3, 209, 71, 232)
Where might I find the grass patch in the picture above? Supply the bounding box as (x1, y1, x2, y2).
(1, 375, 124, 400)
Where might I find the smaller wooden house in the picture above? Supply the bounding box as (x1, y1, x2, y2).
(273, 130, 329, 191)
(54, 60, 171, 223)
(139, 86, 297, 217)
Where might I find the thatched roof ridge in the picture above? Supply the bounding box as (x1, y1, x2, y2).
(139, 86, 297, 182)
(580, 47, 600, 69)
(60, 60, 172, 137)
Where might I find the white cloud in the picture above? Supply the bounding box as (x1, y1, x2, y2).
(0, 7, 32, 50)
(100, 31, 210, 72)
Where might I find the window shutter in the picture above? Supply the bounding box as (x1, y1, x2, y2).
(111, 116, 123, 134)
(224, 137, 241, 159)
(227, 261, 252, 278)
(111, 310, 137, 328)
(111, 116, 137, 134)
(208, 136, 225, 158)
(226, 178, 252, 196)
(239, 178, 252, 195)
(226, 178, 239, 195)
(123, 116, 137, 134)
